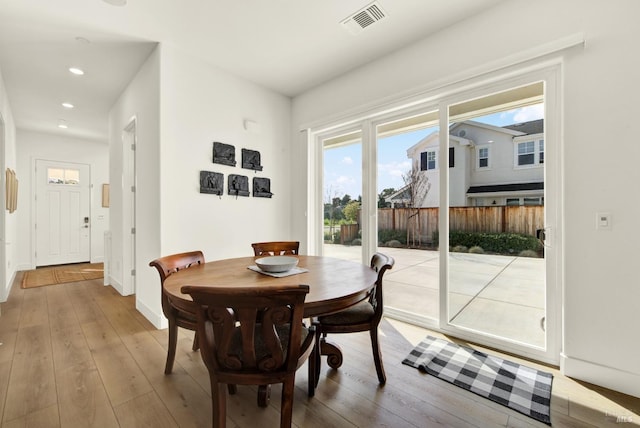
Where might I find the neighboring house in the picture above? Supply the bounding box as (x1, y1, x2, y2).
(387, 119, 544, 208)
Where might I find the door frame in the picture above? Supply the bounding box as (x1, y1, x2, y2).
(120, 117, 137, 296)
(437, 65, 562, 365)
(0, 113, 5, 298)
(308, 60, 564, 365)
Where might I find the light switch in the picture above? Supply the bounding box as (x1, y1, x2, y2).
(596, 212, 611, 230)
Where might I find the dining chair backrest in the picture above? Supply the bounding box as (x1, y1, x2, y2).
(368, 252, 395, 322)
(149, 251, 204, 316)
(182, 283, 315, 428)
(149, 250, 205, 374)
(183, 284, 311, 376)
(251, 241, 299, 256)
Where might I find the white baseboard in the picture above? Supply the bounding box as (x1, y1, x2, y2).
(107, 276, 124, 294)
(136, 297, 167, 329)
(561, 353, 640, 398)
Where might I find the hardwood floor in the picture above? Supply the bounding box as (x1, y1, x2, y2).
(0, 276, 638, 427)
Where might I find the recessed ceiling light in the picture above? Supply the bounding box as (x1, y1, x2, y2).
(69, 67, 85, 76)
(102, 0, 127, 6)
(62, 102, 74, 109)
(58, 120, 68, 129)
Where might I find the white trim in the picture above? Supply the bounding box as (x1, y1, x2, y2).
(300, 33, 584, 132)
(561, 354, 640, 399)
(136, 296, 167, 329)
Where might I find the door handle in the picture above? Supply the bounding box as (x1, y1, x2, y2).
(536, 227, 551, 248)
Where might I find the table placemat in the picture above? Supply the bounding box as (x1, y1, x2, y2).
(247, 265, 309, 277)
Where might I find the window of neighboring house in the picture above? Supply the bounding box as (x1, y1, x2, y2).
(477, 146, 490, 169)
(506, 198, 520, 206)
(524, 197, 542, 206)
(514, 137, 544, 168)
(449, 147, 455, 168)
(517, 141, 535, 166)
(420, 150, 437, 171)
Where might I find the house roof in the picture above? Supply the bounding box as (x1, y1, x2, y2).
(502, 119, 544, 135)
(467, 182, 544, 194)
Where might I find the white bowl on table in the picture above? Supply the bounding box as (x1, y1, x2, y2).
(255, 256, 299, 273)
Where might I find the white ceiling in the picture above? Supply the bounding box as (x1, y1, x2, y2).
(0, 0, 506, 141)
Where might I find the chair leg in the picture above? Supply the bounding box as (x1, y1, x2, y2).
(370, 328, 386, 385)
(192, 330, 199, 351)
(280, 378, 296, 428)
(165, 319, 178, 374)
(308, 341, 317, 397)
(211, 380, 227, 428)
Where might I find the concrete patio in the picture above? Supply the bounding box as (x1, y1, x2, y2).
(323, 244, 546, 348)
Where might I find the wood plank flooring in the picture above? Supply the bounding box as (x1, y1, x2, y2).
(0, 275, 638, 427)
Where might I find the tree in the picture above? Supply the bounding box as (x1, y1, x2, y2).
(343, 200, 360, 223)
(324, 185, 343, 241)
(378, 188, 396, 208)
(401, 167, 431, 247)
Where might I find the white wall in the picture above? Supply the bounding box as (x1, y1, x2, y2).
(15, 130, 109, 270)
(292, 0, 640, 397)
(109, 44, 161, 322)
(159, 44, 292, 262)
(0, 67, 18, 301)
(110, 43, 293, 329)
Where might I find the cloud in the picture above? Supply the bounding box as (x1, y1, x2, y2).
(342, 156, 353, 165)
(379, 160, 411, 177)
(513, 104, 544, 122)
(336, 175, 355, 184)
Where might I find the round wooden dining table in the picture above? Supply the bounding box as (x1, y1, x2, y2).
(163, 255, 378, 318)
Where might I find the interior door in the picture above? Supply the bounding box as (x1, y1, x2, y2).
(35, 160, 91, 266)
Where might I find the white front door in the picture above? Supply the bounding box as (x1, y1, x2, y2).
(35, 160, 91, 266)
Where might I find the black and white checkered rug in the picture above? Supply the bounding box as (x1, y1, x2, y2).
(403, 336, 553, 425)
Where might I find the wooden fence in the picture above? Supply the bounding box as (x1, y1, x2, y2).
(340, 206, 544, 243)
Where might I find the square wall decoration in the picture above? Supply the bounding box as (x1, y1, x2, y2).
(228, 174, 250, 197)
(253, 177, 272, 198)
(200, 171, 224, 195)
(212, 142, 236, 166)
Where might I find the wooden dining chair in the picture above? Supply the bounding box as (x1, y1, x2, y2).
(312, 252, 394, 385)
(149, 251, 204, 374)
(251, 241, 299, 256)
(182, 284, 316, 428)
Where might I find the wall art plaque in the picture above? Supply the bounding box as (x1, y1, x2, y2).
(212, 142, 236, 166)
(200, 171, 224, 195)
(242, 148, 263, 171)
(253, 177, 272, 198)
(228, 174, 250, 197)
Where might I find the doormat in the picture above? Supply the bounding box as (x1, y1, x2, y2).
(402, 335, 553, 425)
(21, 263, 104, 289)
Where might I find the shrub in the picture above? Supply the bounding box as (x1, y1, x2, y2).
(378, 229, 407, 245)
(448, 231, 540, 254)
(386, 240, 403, 248)
(351, 238, 362, 246)
(469, 246, 485, 254)
(451, 245, 468, 253)
(518, 249, 539, 258)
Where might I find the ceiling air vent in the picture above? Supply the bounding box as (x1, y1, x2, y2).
(341, 1, 387, 35)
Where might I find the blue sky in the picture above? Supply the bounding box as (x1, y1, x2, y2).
(323, 104, 544, 200)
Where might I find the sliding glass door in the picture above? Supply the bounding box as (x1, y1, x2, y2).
(439, 71, 560, 364)
(310, 66, 561, 364)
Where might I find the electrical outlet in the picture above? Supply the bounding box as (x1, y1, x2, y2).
(596, 212, 612, 230)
